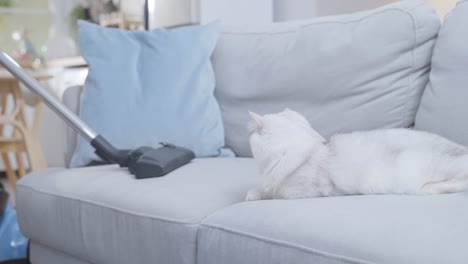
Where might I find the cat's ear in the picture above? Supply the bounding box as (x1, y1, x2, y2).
(249, 111, 264, 133)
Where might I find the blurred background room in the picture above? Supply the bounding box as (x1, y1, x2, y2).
(0, 0, 459, 195)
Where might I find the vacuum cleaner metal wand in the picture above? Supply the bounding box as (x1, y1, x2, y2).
(0, 51, 97, 142)
(0, 50, 129, 166)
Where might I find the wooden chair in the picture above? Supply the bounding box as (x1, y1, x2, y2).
(0, 75, 47, 192)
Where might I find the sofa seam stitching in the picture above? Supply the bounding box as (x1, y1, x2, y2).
(221, 6, 425, 35)
(399, 6, 419, 128)
(456, 0, 468, 7)
(200, 224, 375, 264)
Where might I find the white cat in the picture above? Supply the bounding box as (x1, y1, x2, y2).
(246, 109, 468, 201)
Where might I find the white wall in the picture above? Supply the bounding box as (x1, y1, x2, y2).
(151, 0, 194, 28)
(274, 0, 399, 21)
(199, 0, 273, 25)
(150, 0, 273, 28)
(423, 0, 458, 19)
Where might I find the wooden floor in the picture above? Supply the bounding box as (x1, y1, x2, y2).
(1, 260, 29, 264)
(1, 259, 29, 264)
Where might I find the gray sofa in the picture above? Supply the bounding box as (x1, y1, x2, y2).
(16, 2, 468, 264)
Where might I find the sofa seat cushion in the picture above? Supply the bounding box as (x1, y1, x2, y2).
(16, 158, 259, 264)
(198, 193, 468, 264)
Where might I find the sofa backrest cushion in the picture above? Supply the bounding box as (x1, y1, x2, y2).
(213, 2, 440, 157)
(415, 1, 468, 146)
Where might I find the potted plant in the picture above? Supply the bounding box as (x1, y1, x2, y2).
(0, 0, 12, 8)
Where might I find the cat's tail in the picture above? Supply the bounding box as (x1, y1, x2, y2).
(422, 157, 468, 194)
(422, 178, 468, 194)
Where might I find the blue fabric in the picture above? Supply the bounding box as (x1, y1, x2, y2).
(0, 201, 28, 262)
(71, 21, 231, 167)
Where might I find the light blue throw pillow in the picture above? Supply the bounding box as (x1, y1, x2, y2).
(71, 21, 230, 167)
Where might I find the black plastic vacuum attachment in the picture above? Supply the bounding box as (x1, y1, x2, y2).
(0, 50, 195, 179)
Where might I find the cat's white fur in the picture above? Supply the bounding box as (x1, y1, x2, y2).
(246, 109, 468, 200)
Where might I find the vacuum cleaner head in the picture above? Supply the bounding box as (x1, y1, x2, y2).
(127, 143, 195, 179)
(0, 50, 195, 179)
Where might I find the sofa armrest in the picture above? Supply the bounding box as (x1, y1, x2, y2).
(62, 85, 83, 167)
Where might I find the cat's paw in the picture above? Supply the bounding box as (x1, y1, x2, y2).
(245, 188, 263, 201)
